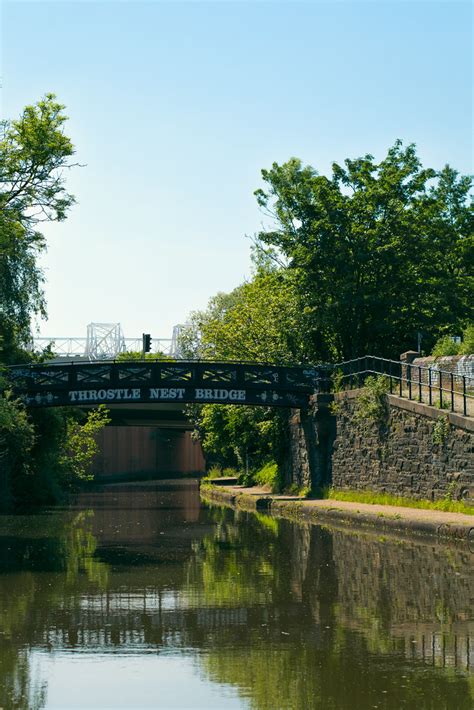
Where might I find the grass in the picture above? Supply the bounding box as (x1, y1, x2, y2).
(324, 488, 474, 515)
(254, 462, 279, 488)
(205, 465, 239, 479)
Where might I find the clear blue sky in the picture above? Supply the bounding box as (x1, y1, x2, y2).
(2, 0, 472, 340)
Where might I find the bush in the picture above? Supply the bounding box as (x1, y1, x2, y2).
(431, 335, 461, 357)
(431, 324, 473, 357)
(254, 461, 282, 492)
(354, 376, 390, 425)
(459, 324, 474, 355)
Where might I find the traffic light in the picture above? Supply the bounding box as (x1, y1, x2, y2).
(142, 333, 152, 354)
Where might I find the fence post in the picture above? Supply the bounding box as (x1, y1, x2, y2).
(463, 376, 467, 416)
(428, 368, 432, 407)
(450, 373, 455, 412)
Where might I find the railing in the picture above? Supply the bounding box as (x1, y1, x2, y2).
(330, 356, 473, 417)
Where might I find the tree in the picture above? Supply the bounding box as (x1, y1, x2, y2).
(254, 141, 473, 360)
(0, 94, 76, 353)
(180, 267, 304, 363)
(181, 267, 298, 473)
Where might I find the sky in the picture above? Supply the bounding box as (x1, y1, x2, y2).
(1, 0, 472, 342)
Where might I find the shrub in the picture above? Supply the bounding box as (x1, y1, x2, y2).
(354, 376, 390, 425)
(459, 324, 474, 355)
(431, 335, 461, 357)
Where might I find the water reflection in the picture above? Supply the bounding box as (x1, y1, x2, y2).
(0, 480, 472, 709)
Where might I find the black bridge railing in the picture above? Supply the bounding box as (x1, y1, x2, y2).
(330, 355, 473, 417)
(5, 356, 473, 416)
(6, 359, 324, 409)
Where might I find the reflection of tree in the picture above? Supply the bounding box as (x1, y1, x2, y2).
(0, 509, 109, 710)
(185, 507, 285, 607)
(0, 647, 46, 710)
(62, 511, 109, 587)
(190, 511, 473, 710)
(0, 492, 472, 710)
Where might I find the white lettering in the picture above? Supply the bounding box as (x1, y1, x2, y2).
(69, 391, 78, 402)
(176, 388, 185, 399)
(88, 390, 98, 401)
(78, 391, 88, 401)
(132, 388, 140, 399)
(107, 389, 115, 399)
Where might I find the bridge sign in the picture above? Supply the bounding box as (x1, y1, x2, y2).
(7, 360, 325, 409)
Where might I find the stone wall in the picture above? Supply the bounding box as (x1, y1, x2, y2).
(409, 354, 474, 385)
(286, 393, 474, 502)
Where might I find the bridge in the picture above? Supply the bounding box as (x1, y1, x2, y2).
(8, 359, 325, 410)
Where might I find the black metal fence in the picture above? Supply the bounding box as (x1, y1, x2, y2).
(329, 355, 473, 417)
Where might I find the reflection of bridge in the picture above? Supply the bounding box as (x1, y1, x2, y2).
(8, 359, 325, 409)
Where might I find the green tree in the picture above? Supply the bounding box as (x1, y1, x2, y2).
(254, 141, 473, 360)
(0, 94, 75, 354)
(180, 267, 303, 363)
(59, 405, 111, 483)
(181, 268, 297, 473)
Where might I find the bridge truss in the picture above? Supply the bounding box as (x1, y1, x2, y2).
(33, 322, 179, 359)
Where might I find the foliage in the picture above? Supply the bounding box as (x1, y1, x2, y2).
(353, 376, 390, 425)
(206, 465, 224, 479)
(59, 405, 111, 482)
(254, 461, 281, 492)
(324, 487, 474, 515)
(432, 415, 450, 445)
(0, 94, 76, 352)
(0, 390, 35, 509)
(431, 335, 461, 357)
(187, 402, 288, 473)
(431, 324, 474, 357)
(460, 324, 474, 355)
(179, 266, 304, 363)
(254, 142, 473, 360)
(115, 350, 170, 361)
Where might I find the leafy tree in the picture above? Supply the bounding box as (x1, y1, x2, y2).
(180, 267, 303, 473)
(254, 141, 473, 360)
(59, 405, 111, 482)
(180, 267, 303, 363)
(188, 402, 286, 473)
(0, 94, 76, 353)
(0, 96, 112, 508)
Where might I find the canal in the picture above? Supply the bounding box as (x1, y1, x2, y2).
(0, 479, 472, 709)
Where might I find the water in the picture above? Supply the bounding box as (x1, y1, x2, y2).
(0, 479, 472, 710)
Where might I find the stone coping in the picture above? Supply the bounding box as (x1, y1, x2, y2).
(201, 483, 474, 546)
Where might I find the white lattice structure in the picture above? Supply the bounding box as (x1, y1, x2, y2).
(85, 323, 126, 360)
(33, 322, 179, 359)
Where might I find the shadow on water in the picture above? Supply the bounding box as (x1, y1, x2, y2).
(0, 478, 472, 709)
